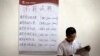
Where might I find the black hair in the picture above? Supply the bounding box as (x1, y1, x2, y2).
(66, 27, 76, 36)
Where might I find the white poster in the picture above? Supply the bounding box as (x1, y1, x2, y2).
(19, 0, 59, 55)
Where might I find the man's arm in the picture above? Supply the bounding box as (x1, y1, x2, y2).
(75, 45, 91, 56)
(57, 44, 64, 56)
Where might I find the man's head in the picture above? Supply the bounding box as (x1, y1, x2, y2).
(66, 27, 76, 42)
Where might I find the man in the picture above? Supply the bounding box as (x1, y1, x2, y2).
(57, 27, 81, 56)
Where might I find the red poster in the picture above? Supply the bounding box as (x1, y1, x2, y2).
(19, 0, 59, 55)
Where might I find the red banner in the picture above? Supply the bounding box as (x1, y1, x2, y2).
(20, 0, 58, 5)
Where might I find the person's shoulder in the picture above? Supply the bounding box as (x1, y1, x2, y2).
(74, 40, 81, 43)
(74, 40, 81, 45)
(58, 40, 66, 47)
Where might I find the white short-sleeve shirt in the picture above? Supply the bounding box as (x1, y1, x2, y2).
(57, 40, 81, 56)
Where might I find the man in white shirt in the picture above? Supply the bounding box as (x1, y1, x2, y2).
(57, 27, 81, 56)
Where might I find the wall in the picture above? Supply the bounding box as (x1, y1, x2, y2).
(0, 0, 100, 56)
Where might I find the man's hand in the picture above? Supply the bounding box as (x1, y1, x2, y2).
(75, 45, 91, 55)
(84, 45, 91, 51)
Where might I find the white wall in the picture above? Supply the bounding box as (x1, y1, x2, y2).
(0, 0, 100, 56)
(59, 0, 100, 56)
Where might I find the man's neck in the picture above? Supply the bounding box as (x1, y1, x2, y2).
(65, 38, 73, 44)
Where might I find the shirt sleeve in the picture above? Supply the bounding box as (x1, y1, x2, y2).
(57, 43, 64, 56)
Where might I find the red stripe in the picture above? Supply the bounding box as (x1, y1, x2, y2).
(19, 0, 58, 5)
